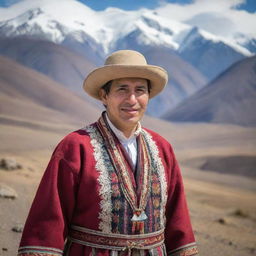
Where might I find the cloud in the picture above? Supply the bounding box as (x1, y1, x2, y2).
(155, 0, 256, 37)
(156, 0, 245, 19)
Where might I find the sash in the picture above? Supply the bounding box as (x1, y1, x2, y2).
(96, 113, 151, 234)
(68, 225, 165, 252)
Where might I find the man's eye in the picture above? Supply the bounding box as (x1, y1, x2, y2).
(137, 88, 147, 92)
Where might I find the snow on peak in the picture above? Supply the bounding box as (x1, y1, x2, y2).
(179, 26, 253, 57)
(0, 0, 255, 56)
(199, 29, 253, 56)
(0, 0, 92, 21)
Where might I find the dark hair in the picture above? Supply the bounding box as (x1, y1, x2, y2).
(101, 79, 152, 95)
(101, 80, 113, 95)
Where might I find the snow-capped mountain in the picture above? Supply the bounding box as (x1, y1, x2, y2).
(0, 0, 254, 60)
(0, 1, 187, 55)
(0, 0, 255, 117)
(0, 2, 105, 64)
(178, 27, 252, 80)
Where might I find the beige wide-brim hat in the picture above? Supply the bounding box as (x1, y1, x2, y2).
(83, 50, 168, 100)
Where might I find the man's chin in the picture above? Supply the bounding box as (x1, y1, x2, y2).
(121, 115, 140, 124)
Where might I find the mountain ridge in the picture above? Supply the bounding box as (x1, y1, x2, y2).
(163, 56, 256, 127)
(0, 37, 207, 117)
(0, 54, 101, 126)
(0, 0, 254, 76)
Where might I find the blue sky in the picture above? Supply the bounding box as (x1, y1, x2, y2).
(79, 0, 194, 11)
(79, 0, 256, 12)
(0, 0, 255, 13)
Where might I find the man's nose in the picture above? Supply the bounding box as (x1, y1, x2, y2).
(126, 92, 137, 104)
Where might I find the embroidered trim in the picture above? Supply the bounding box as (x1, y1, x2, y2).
(84, 124, 112, 233)
(68, 225, 165, 251)
(18, 246, 62, 255)
(141, 130, 168, 228)
(168, 242, 198, 256)
(83, 119, 168, 234)
(97, 115, 151, 214)
(18, 254, 60, 256)
(149, 243, 167, 256)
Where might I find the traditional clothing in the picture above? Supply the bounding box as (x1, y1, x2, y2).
(18, 113, 198, 256)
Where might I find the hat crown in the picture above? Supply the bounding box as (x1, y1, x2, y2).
(104, 50, 147, 66)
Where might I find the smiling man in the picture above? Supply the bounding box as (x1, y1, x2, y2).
(18, 50, 198, 256)
(100, 78, 149, 137)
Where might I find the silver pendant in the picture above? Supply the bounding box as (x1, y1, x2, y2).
(131, 211, 147, 221)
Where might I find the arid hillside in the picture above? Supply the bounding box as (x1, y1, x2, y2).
(163, 56, 256, 127)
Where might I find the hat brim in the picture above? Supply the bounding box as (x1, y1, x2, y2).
(83, 64, 168, 100)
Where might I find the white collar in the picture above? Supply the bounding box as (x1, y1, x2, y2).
(105, 113, 141, 143)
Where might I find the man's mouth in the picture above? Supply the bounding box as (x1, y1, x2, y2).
(121, 108, 139, 114)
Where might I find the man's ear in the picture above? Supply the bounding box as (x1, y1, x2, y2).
(99, 89, 107, 105)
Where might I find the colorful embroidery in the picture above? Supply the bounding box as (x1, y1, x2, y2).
(85, 124, 113, 233)
(149, 243, 167, 256)
(84, 114, 168, 235)
(97, 114, 152, 234)
(142, 130, 168, 229)
(18, 246, 62, 255)
(18, 254, 60, 256)
(69, 225, 165, 251)
(168, 243, 199, 256)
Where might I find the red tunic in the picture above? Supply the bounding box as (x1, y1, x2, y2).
(18, 122, 198, 256)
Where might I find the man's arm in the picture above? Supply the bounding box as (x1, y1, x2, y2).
(18, 144, 80, 255)
(164, 145, 199, 256)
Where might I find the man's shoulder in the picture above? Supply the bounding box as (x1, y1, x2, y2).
(65, 127, 91, 140)
(142, 127, 177, 164)
(57, 123, 97, 148)
(142, 127, 175, 155)
(51, 123, 98, 161)
(142, 127, 170, 145)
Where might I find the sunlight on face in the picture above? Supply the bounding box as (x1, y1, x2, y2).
(100, 78, 149, 135)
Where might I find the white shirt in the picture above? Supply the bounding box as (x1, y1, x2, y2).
(105, 114, 141, 169)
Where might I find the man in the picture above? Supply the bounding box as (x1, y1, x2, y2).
(18, 50, 198, 256)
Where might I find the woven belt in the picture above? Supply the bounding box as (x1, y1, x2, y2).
(68, 225, 165, 251)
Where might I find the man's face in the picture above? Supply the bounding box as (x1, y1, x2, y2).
(100, 77, 149, 133)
